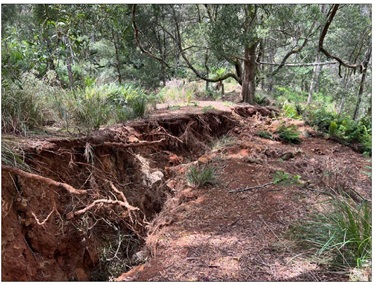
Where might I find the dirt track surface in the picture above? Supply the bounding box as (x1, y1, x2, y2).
(2, 101, 371, 281)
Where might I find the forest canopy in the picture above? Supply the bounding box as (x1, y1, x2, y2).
(1, 4, 372, 145)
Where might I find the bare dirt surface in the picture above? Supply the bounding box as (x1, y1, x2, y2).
(2, 101, 371, 281)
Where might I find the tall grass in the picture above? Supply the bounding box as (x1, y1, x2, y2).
(2, 72, 158, 135)
(1, 141, 31, 171)
(291, 194, 371, 269)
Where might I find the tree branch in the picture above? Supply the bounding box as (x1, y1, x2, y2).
(319, 4, 363, 76)
(171, 5, 241, 84)
(272, 20, 318, 76)
(258, 61, 337, 67)
(132, 4, 170, 68)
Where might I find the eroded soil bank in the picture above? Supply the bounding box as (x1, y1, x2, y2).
(2, 103, 371, 281)
(1, 108, 239, 281)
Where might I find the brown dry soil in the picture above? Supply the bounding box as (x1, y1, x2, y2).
(1, 101, 371, 281)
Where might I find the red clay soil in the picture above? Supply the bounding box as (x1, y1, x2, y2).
(2, 101, 372, 281)
(117, 106, 371, 282)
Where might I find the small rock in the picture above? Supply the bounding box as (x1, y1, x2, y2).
(243, 156, 262, 164)
(280, 152, 294, 161)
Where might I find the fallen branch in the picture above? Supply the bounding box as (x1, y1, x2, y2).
(229, 182, 274, 193)
(2, 165, 87, 195)
(103, 138, 165, 148)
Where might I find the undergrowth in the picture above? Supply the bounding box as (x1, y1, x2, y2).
(290, 193, 371, 272)
(2, 72, 160, 135)
(276, 124, 301, 144)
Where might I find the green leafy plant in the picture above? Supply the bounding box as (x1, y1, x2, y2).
(272, 170, 301, 186)
(186, 164, 217, 188)
(276, 124, 301, 144)
(282, 101, 302, 119)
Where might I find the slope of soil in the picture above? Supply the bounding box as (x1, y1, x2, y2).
(1, 101, 371, 281)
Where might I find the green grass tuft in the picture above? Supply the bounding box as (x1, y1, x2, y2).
(291, 194, 371, 269)
(186, 164, 217, 188)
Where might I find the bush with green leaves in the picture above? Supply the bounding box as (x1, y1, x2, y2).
(276, 124, 301, 144)
(186, 164, 217, 188)
(305, 108, 372, 155)
(291, 195, 371, 269)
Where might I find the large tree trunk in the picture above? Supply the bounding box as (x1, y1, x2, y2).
(242, 43, 258, 104)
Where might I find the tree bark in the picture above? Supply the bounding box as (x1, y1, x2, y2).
(353, 45, 371, 120)
(307, 52, 321, 105)
(242, 43, 258, 104)
(112, 28, 123, 84)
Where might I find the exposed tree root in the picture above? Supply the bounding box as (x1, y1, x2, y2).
(103, 138, 165, 148)
(66, 182, 140, 220)
(2, 165, 87, 195)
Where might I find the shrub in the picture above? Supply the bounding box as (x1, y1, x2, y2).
(305, 108, 372, 155)
(282, 101, 302, 119)
(276, 124, 301, 144)
(186, 164, 217, 188)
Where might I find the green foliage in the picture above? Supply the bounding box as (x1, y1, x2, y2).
(291, 196, 371, 269)
(282, 102, 302, 119)
(69, 87, 110, 132)
(256, 130, 274, 140)
(1, 84, 46, 135)
(276, 124, 301, 144)
(305, 108, 372, 155)
(186, 164, 217, 188)
(272, 170, 301, 186)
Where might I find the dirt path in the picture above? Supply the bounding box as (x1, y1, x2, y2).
(117, 105, 371, 281)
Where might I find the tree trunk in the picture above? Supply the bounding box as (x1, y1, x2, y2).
(337, 70, 351, 114)
(353, 46, 371, 120)
(66, 57, 74, 89)
(307, 52, 321, 105)
(63, 36, 74, 89)
(267, 43, 275, 93)
(112, 29, 122, 84)
(241, 43, 258, 104)
(353, 37, 372, 121)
